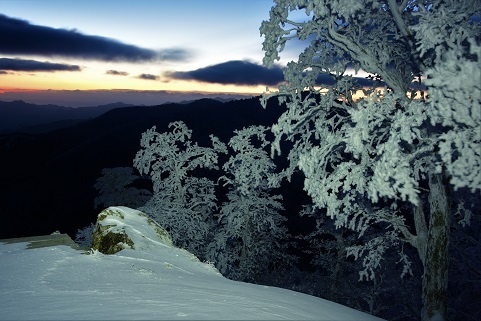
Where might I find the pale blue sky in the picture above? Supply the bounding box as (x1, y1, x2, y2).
(0, 0, 277, 68)
(0, 0, 308, 105)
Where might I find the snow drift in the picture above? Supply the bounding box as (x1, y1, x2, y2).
(0, 206, 384, 320)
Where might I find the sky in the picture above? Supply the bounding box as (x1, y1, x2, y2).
(0, 206, 384, 320)
(0, 0, 297, 106)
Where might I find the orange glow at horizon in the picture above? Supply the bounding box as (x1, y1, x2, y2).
(0, 56, 268, 96)
(0, 70, 266, 96)
(1, 63, 426, 101)
(0, 87, 42, 94)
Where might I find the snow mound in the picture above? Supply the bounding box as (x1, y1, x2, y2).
(0, 241, 385, 320)
(92, 206, 173, 254)
(0, 206, 385, 320)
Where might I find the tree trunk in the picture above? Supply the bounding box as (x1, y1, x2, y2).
(240, 199, 250, 279)
(421, 172, 450, 321)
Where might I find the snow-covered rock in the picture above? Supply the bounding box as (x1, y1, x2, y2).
(92, 206, 173, 254)
(0, 206, 386, 319)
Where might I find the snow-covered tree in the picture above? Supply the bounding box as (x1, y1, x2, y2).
(133, 121, 227, 258)
(93, 167, 152, 210)
(207, 126, 290, 281)
(260, 1, 480, 320)
(300, 204, 421, 320)
(300, 205, 359, 299)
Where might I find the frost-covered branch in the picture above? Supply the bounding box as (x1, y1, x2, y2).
(208, 126, 290, 281)
(260, 1, 480, 320)
(134, 121, 227, 258)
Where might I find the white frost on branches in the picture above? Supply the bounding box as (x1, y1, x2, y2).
(412, 0, 481, 192)
(261, 0, 480, 270)
(133, 121, 227, 257)
(424, 39, 481, 191)
(260, 1, 480, 319)
(208, 126, 290, 280)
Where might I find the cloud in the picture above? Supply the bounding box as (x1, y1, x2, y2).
(314, 73, 383, 87)
(315, 74, 336, 86)
(0, 14, 190, 62)
(138, 74, 159, 81)
(106, 70, 129, 76)
(165, 60, 284, 86)
(0, 58, 81, 72)
(0, 70, 8, 75)
(165, 60, 382, 88)
(158, 49, 191, 61)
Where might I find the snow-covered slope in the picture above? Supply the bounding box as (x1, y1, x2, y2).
(0, 219, 384, 320)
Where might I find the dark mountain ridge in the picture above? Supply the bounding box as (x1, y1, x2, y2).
(0, 96, 290, 239)
(0, 100, 133, 133)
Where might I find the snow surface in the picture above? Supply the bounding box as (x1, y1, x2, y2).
(0, 208, 384, 320)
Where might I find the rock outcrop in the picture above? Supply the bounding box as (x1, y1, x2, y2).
(91, 206, 172, 254)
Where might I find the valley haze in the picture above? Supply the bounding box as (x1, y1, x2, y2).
(0, 89, 254, 108)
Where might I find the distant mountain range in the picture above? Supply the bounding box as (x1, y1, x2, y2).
(0, 90, 253, 108)
(0, 96, 307, 240)
(0, 98, 250, 133)
(0, 100, 134, 133)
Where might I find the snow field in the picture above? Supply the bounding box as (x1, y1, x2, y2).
(0, 239, 384, 320)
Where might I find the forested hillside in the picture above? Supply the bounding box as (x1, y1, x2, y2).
(0, 97, 286, 239)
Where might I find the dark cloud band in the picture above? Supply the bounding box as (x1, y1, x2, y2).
(165, 60, 284, 86)
(0, 58, 80, 72)
(106, 70, 129, 76)
(0, 14, 189, 62)
(164, 60, 381, 87)
(138, 74, 159, 81)
(314, 73, 383, 87)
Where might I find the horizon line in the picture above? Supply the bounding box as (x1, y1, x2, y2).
(0, 88, 261, 108)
